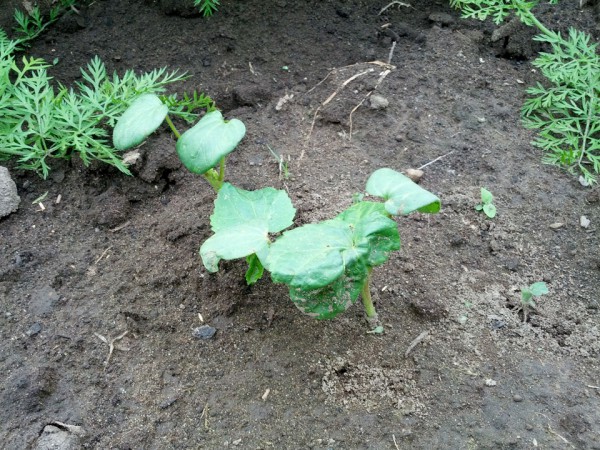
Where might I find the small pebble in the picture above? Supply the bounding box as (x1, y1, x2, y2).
(26, 322, 43, 337)
(513, 394, 523, 402)
(369, 94, 389, 110)
(580, 216, 591, 228)
(526, 424, 534, 431)
(192, 325, 216, 340)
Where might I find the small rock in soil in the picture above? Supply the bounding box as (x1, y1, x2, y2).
(580, 216, 591, 228)
(513, 394, 523, 402)
(0, 166, 21, 218)
(26, 322, 43, 337)
(369, 94, 389, 110)
(34, 425, 81, 450)
(428, 12, 455, 27)
(192, 325, 216, 340)
(405, 168, 424, 183)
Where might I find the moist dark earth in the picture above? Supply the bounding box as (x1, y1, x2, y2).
(1, 0, 600, 448)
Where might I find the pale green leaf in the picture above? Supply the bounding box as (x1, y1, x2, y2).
(529, 281, 549, 296)
(365, 168, 441, 215)
(480, 187, 494, 204)
(268, 201, 400, 289)
(113, 93, 168, 150)
(210, 182, 295, 233)
(483, 203, 497, 218)
(176, 110, 245, 174)
(200, 184, 295, 273)
(288, 262, 368, 320)
(200, 220, 269, 272)
(268, 220, 353, 288)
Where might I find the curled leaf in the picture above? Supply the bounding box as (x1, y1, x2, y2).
(176, 110, 245, 174)
(113, 94, 168, 150)
(366, 168, 441, 215)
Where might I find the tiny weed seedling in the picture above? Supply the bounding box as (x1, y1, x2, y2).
(199, 168, 441, 330)
(113, 94, 245, 191)
(516, 281, 549, 322)
(266, 144, 290, 180)
(475, 187, 496, 218)
(451, 0, 600, 184)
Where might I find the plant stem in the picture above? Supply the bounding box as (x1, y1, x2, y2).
(203, 168, 222, 192)
(164, 114, 181, 139)
(218, 156, 225, 182)
(361, 268, 377, 318)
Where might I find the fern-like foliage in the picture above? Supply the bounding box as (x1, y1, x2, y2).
(0, 39, 213, 178)
(522, 29, 600, 183)
(452, 0, 599, 184)
(194, 0, 221, 16)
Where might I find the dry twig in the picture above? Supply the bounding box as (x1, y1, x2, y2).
(405, 330, 429, 358)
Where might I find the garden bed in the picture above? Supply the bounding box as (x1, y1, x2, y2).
(1, 0, 599, 448)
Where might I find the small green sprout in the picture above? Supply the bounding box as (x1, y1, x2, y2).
(516, 281, 549, 322)
(266, 144, 290, 180)
(475, 187, 496, 218)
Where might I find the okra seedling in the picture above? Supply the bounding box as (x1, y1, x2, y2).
(113, 93, 245, 191)
(475, 187, 496, 218)
(517, 281, 549, 322)
(199, 168, 441, 330)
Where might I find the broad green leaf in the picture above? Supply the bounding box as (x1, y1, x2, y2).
(245, 254, 264, 285)
(483, 203, 497, 218)
(200, 184, 295, 273)
(211, 183, 295, 233)
(365, 168, 441, 215)
(288, 262, 368, 320)
(268, 201, 400, 290)
(521, 289, 533, 303)
(529, 281, 548, 296)
(480, 187, 494, 204)
(176, 110, 245, 174)
(200, 220, 270, 272)
(335, 201, 400, 267)
(268, 220, 354, 288)
(113, 94, 168, 150)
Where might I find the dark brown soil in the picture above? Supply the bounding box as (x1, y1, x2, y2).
(1, 1, 600, 448)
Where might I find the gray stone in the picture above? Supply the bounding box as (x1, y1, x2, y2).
(0, 166, 20, 218)
(192, 325, 216, 340)
(35, 423, 85, 450)
(369, 94, 389, 110)
(26, 322, 43, 337)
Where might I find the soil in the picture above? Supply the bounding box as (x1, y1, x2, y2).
(1, 0, 600, 448)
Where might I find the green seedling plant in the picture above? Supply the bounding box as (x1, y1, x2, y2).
(475, 187, 496, 218)
(199, 168, 441, 330)
(451, 0, 600, 184)
(516, 281, 549, 322)
(12, 1, 76, 48)
(113, 94, 245, 191)
(0, 29, 212, 177)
